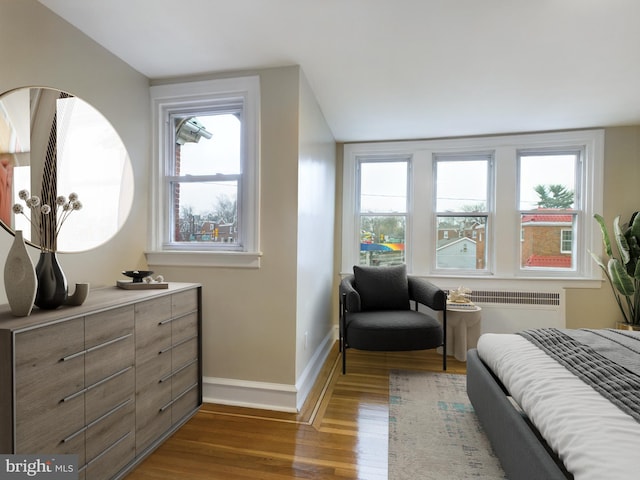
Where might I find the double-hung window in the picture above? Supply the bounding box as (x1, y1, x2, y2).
(518, 149, 581, 271)
(149, 76, 260, 268)
(434, 154, 491, 272)
(357, 157, 409, 266)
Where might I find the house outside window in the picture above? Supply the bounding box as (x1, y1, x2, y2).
(342, 130, 604, 282)
(518, 150, 580, 271)
(148, 76, 261, 268)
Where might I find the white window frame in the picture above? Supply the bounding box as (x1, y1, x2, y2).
(342, 129, 604, 287)
(356, 155, 411, 266)
(147, 76, 261, 268)
(433, 152, 493, 274)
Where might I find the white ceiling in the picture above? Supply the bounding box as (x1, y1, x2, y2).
(39, 0, 640, 142)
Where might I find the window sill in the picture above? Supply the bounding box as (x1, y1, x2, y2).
(145, 250, 262, 269)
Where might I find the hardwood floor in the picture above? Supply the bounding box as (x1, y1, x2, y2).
(125, 345, 467, 479)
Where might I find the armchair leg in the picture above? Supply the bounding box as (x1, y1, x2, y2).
(442, 343, 447, 371)
(342, 348, 346, 374)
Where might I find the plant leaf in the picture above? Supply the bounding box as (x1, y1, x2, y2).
(594, 214, 613, 258)
(614, 216, 631, 265)
(609, 258, 635, 296)
(589, 250, 608, 272)
(634, 259, 640, 281)
(630, 212, 640, 239)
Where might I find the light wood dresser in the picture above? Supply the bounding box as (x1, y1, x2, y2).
(0, 282, 202, 480)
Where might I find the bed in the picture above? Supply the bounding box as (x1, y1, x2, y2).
(466, 328, 640, 480)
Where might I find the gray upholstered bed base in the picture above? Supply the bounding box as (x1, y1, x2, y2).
(466, 349, 572, 480)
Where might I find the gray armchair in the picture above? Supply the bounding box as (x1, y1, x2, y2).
(339, 265, 447, 374)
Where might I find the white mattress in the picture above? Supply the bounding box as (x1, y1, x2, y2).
(477, 333, 640, 480)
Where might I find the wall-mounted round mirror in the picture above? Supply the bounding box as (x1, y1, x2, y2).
(0, 87, 133, 252)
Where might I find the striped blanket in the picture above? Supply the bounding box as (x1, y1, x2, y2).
(518, 328, 640, 423)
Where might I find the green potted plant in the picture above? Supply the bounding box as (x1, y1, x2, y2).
(591, 212, 640, 328)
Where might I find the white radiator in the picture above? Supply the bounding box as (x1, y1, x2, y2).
(448, 289, 565, 334)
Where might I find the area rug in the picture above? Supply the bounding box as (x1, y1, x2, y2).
(389, 370, 506, 479)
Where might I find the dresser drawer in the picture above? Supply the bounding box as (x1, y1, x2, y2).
(135, 378, 172, 454)
(85, 367, 134, 424)
(86, 398, 134, 463)
(14, 319, 85, 405)
(171, 385, 200, 425)
(85, 430, 135, 480)
(85, 305, 134, 349)
(172, 336, 198, 370)
(135, 298, 172, 365)
(85, 333, 134, 386)
(172, 361, 198, 398)
(172, 289, 198, 317)
(135, 295, 172, 326)
(172, 311, 198, 344)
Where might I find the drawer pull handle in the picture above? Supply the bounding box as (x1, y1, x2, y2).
(158, 359, 197, 383)
(172, 334, 197, 348)
(86, 333, 132, 353)
(61, 333, 132, 362)
(61, 366, 132, 402)
(159, 345, 173, 355)
(62, 425, 87, 443)
(87, 398, 132, 429)
(85, 431, 131, 467)
(158, 382, 198, 412)
(61, 350, 86, 362)
(86, 366, 133, 392)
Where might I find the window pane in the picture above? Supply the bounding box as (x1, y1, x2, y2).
(360, 161, 406, 213)
(436, 215, 487, 269)
(519, 153, 577, 210)
(520, 213, 575, 269)
(175, 113, 241, 176)
(436, 160, 488, 211)
(172, 181, 238, 244)
(359, 215, 405, 266)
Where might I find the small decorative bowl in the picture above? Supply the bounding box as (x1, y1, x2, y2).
(122, 270, 154, 283)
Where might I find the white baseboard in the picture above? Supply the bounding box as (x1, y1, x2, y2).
(202, 329, 336, 412)
(294, 330, 335, 411)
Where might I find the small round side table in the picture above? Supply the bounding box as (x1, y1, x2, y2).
(440, 304, 482, 362)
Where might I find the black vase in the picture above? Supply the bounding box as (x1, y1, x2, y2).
(35, 251, 68, 309)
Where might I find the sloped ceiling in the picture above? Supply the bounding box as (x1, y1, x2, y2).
(39, 0, 640, 142)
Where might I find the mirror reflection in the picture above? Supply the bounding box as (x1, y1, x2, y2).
(0, 87, 133, 252)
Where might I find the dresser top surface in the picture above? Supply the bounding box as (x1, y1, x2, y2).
(0, 282, 201, 332)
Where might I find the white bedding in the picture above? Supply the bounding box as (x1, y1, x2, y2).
(477, 333, 640, 480)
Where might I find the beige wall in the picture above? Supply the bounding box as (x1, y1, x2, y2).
(151, 67, 302, 385)
(565, 126, 640, 328)
(296, 70, 336, 379)
(0, 0, 150, 297)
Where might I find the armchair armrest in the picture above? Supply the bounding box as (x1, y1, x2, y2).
(408, 276, 446, 311)
(339, 275, 361, 312)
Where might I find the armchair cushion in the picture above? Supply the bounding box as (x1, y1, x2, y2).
(353, 264, 410, 311)
(346, 310, 443, 351)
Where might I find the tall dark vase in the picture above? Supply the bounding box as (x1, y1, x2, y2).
(35, 251, 68, 310)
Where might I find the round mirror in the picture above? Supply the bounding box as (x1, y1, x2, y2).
(0, 87, 133, 252)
